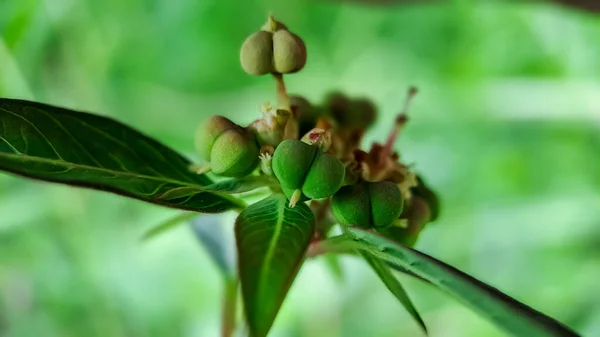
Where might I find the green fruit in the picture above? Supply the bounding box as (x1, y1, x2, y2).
(196, 116, 259, 177)
(332, 181, 404, 228)
(273, 30, 306, 74)
(302, 150, 345, 199)
(272, 139, 344, 204)
(240, 31, 273, 76)
(195, 116, 236, 160)
(330, 183, 371, 228)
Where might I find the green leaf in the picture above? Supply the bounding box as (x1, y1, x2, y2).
(190, 214, 235, 279)
(204, 175, 278, 194)
(0, 99, 245, 212)
(346, 228, 579, 337)
(141, 212, 198, 241)
(235, 194, 315, 337)
(361, 251, 427, 335)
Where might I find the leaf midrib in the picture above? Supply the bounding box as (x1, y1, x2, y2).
(0, 152, 245, 208)
(0, 152, 203, 187)
(258, 196, 286, 317)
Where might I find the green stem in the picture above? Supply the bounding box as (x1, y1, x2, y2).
(273, 73, 298, 139)
(272, 73, 290, 112)
(221, 278, 238, 337)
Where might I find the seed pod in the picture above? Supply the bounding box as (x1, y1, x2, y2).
(273, 30, 307, 74)
(332, 181, 404, 229)
(240, 16, 307, 76)
(195, 116, 259, 177)
(272, 139, 345, 206)
(240, 31, 274, 75)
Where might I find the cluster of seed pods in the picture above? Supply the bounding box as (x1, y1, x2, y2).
(194, 16, 439, 247)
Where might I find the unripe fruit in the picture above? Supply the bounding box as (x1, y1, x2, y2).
(240, 31, 274, 76)
(332, 181, 404, 228)
(240, 16, 307, 76)
(273, 30, 306, 74)
(195, 116, 259, 177)
(272, 139, 345, 205)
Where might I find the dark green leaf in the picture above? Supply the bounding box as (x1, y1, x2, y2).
(346, 228, 579, 337)
(235, 194, 315, 337)
(0, 99, 244, 212)
(190, 214, 236, 279)
(361, 251, 427, 335)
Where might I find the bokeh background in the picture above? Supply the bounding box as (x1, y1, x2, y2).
(1, 0, 600, 336)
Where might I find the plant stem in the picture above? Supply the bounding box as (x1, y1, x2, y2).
(221, 278, 238, 337)
(273, 73, 298, 139)
(272, 73, 290, 112)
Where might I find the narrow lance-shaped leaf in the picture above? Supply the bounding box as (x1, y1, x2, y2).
(141, 212, 198, 242)
(346, 228, 579, 337)
(190, 214, 236, 279)
(235, 194, 315, 337)
(0, 99, 244, 212)
(361, 252, 427, 334)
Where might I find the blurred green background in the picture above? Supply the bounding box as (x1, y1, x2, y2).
(1, 0, 599, 336)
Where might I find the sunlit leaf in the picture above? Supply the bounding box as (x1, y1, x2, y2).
(235, 194, 315, 337)
(0, 99, 245, 212)
(361, 251, 427, 334)
(346, 228, 579, 337)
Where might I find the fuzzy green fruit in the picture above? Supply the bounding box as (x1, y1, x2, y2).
(240, 31, 274, 76)
(272, 139, 344, 205)
(273, 30, 306, 74)
(332, 181, 404, 228)
(196, 116, 259, 177)
(196, 116, 236, 160)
